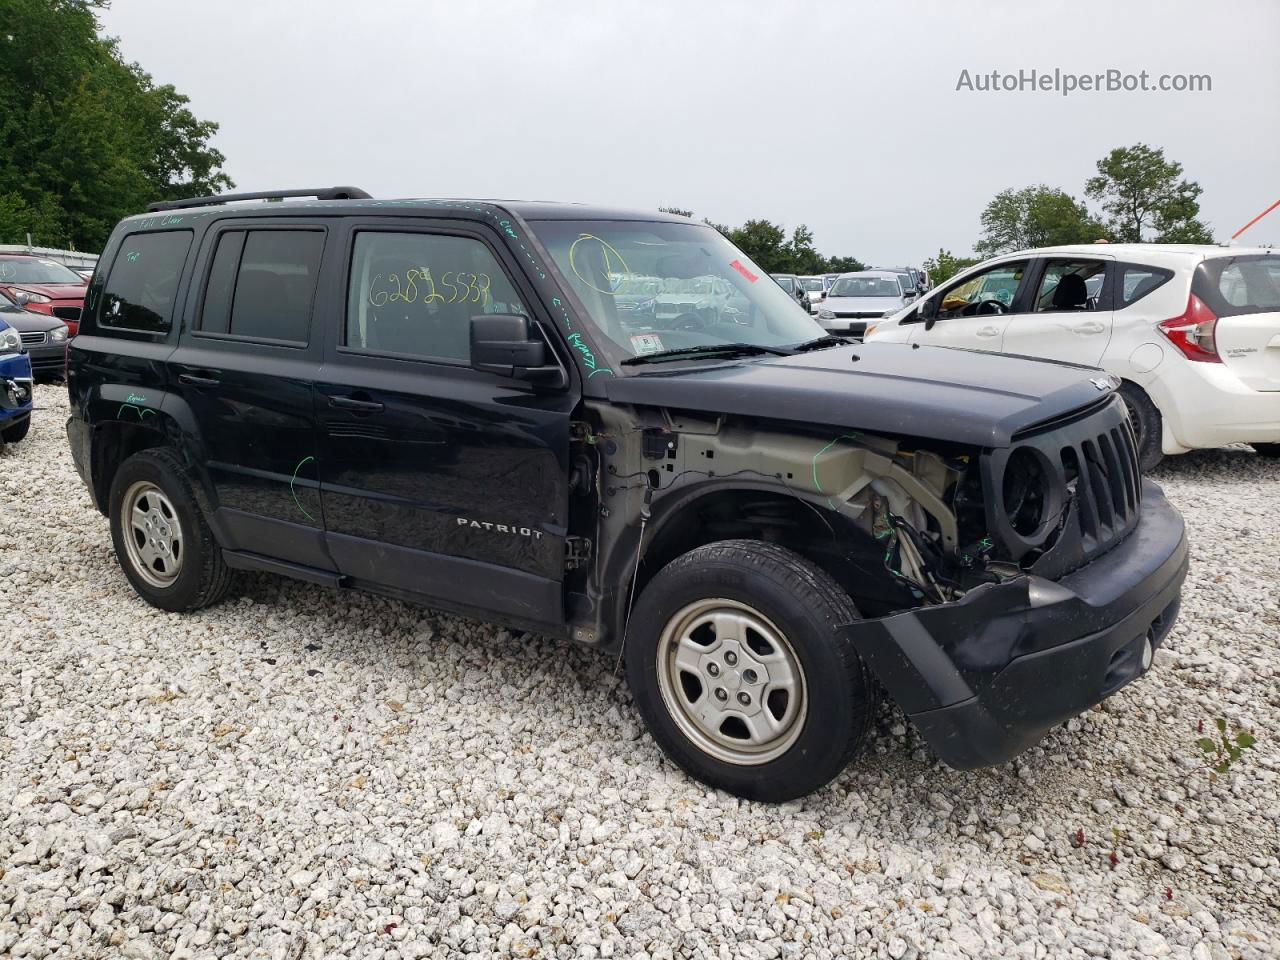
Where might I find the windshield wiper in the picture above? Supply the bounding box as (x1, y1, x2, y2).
(621, 342, 794, 366)
(791, 334, 850, 352)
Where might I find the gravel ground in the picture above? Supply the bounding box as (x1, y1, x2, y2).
(1, 383, 1278, 960)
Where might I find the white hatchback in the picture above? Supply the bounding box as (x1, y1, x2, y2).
(864, 244, 1280, 468)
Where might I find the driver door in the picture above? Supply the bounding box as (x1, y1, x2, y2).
(907, 259, 1033, 352)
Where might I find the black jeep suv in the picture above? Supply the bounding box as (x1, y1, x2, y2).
(67, 188, 1189, 801)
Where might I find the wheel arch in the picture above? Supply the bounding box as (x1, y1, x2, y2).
(600, 480, 904, 653)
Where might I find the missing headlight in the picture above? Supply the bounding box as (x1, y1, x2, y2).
(1002, 447, 1048, 536)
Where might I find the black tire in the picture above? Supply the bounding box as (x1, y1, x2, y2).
(625, 539, 878, 802)
(1, 415, 31, 444)
(1119, 382, 1163, 472)
(1253, 443, 1280, 458)
(108, 448, 234, 612)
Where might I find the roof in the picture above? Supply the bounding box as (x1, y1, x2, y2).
(127, 195, 695, 226)
(836, 269, 901, 278)
(998, 243, 1274, 260)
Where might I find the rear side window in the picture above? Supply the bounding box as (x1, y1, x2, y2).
(1195, 255, 1280, 316)
(198, 229, 325, 344)
(1115, 263, 1174, 308)
(100, 231, 193, 332)
(345, 231, 528, 363)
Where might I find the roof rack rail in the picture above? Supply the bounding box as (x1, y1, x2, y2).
(145, 186, 372, 213)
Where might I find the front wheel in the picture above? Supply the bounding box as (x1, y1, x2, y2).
(625, 540, 878, 801)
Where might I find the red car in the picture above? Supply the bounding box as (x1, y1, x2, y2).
(0, 253, 89, 335)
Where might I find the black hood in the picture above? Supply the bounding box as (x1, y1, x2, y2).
(603, 342, 1114, 448)
(1, 309, 63, 333)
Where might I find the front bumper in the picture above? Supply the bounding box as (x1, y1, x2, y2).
(818, 317, 870, 338)
(25, 344, 66, 376)
(844, 479, 1188, 769)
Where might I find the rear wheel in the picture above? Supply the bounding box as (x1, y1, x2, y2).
(1, 415, 30, 444)
(109, 449, 233, 611)
(625, 539, 877, 801)
(1253, 443, 1280, 458)
(1119, 382, 1164, 471)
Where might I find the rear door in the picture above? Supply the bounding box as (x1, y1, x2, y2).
(169, 220, 335, 570)
(1000, 256, 1114, 365)
(907, 259, 1032, 351)
(313, 219, 576, 626)
(1197, 255, 1280, 391)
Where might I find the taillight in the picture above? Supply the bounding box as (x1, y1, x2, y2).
(1157, 293, 1221, 363)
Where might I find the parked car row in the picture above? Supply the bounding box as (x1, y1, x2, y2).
(865, 243, 1280, 468)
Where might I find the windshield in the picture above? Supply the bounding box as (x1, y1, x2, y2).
(0, 289, 21, 313)
(830, 276, 902, 298)
(800, 278, 825, 292)
(0, 257, 84, 284)
(614, 276, 662, 297)
(531, 220, 825, 366)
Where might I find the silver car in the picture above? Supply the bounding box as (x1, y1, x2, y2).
(816, 271, 913, 339)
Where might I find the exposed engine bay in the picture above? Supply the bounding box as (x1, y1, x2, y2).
(568, 392, 1144, 647)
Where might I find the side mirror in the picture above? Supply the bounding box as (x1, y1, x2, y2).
(920, 298, 939, 331)
(470, 315, 564, 385)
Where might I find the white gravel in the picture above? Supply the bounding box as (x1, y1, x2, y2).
(2, 383, 1278, 959)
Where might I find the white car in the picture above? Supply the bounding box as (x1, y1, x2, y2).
(816, 270, 915, 339)
(864, 244, 1280, 468)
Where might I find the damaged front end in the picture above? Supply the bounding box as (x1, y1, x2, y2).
(573, 388, 1188, 770)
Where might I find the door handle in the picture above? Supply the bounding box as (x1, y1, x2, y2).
(1075, 321, 1106, 334)
(328, 394, 384, 413)
(977, 326, 1001, 338)
(178, 372, 221, 387)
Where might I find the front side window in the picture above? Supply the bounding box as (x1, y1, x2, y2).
(936, 261, 1028, 319)
(531, 220, 824, 367)
(346, 231, 528, 363)
(199, 229, 324, 343)
(1033, 260, 1107, 312)
(100, 231, 194, 332)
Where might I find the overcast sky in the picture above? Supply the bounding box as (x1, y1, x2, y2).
(98, 0, 1280, 265)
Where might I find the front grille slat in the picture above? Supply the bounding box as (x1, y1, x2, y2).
(19, 331, 46, 346)
(1097, 433, 1128, 519)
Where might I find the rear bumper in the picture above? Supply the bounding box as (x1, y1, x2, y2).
(1145, 359, 1280, 450)
(844, 479, 1188, 769)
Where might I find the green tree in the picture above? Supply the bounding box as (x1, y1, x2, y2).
(975, 185, 1103, 257)
(673, 212, 863, 275)
(922, 248, 979, 286)
(1085, 144, 1213, 243)
(0, 0, 233, 251)
(824, 255, 866, 274)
